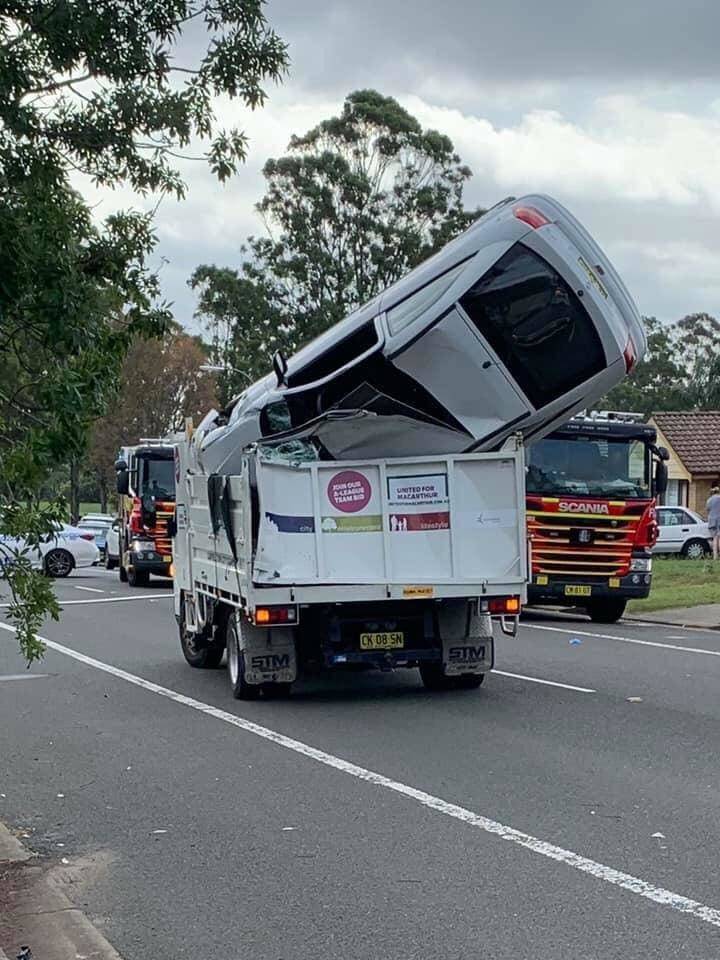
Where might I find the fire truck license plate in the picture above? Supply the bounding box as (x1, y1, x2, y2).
(565, 585, 592, 597)
(360, 632, 404, 650)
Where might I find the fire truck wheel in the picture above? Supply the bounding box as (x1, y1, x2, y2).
(127, 567, 150, 587)
(226, 616, 261, 700)
(587, 598, 627, 623)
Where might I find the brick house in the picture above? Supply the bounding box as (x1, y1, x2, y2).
(649, 411, 720, 514)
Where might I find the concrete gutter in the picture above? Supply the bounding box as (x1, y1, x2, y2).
(0, 822, 124, 960)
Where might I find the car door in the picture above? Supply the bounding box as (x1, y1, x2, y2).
(656, 508, 685, 553)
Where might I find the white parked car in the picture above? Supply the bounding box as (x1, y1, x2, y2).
(0, 523, 100, 578)
(654, 507, 711, 559)
(77, 513, 115, 557)
(104, 518, 121, 570)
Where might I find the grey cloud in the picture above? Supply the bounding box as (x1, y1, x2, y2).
(268, 0, 718, 92)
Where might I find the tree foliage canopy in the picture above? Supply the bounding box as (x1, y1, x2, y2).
(0, 0, 287, 660)
(192, 89, 480, 401)
(603, 313, 720, 416)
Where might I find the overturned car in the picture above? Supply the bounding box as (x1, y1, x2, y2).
(195, 194, 646, 471)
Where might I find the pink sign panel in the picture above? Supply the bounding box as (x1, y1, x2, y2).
(327, 471, 371, 514)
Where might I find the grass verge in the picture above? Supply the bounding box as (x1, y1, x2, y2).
(628, 557, 720, 613)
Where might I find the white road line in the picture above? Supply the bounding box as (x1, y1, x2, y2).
(74, 585, 104, 594)
(524, 623, 720, 658)
(493, 670, 595, 693)
(0, 593, 173, 609)
(1, 622, 718, 930)
(0, 673, 49, 681)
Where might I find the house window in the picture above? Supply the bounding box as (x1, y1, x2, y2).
(663, 479, 689, 507)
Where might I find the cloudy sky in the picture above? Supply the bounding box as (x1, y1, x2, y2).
(91, 0, 720, 336)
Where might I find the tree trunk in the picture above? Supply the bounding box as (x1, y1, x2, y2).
(69, 460, 80, 524)
(99, 476, 108, 514)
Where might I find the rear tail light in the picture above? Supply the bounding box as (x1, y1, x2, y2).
(80, 533, 95, 541)
(513, 205, 550, 230)
(254, 605, 298, 626)
(623, 337, 637, 373)
(489, 596, 521, 615)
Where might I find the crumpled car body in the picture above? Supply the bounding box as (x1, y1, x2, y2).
(197, 195, 646, 473)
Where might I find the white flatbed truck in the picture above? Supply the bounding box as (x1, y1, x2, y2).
(172, 437, 527, 697)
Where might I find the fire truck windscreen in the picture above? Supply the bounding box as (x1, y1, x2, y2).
(139, 456, 175, 501)
(527, 437, 651, 500)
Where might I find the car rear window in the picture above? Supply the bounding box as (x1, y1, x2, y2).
(458, 244, 606, 408)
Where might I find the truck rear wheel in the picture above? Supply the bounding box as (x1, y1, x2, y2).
(180, 620, 224, 669)
(420, 663, 484, 691)
(587, 598, 626, 624)
(226, 615, 261, 700)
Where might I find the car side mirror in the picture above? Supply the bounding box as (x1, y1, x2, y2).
(655, 461, 668, 498)
(114, 459, 128, 472)
(657, 446, 670, 462)
(116, 470, 129, 495)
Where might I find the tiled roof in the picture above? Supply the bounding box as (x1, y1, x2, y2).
(652, 411, 720, 476)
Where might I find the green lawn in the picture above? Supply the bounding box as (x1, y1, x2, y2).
(628, 558, 720, 613)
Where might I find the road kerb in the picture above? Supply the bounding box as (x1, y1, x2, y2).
(0, 823, 31, 863)
(0, 824, 125, 960)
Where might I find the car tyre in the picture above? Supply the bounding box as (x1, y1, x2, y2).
(105, 551, 118, 571)
(226, 615, 261, 700)
(119, 561, 128, 583)
(681, 538, 711, 560)
(44, 548, 74, 579)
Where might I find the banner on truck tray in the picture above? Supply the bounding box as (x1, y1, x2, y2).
(387, 474, 448, 507)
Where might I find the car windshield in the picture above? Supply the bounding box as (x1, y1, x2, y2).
(527, 437, 650, 499)
(139, 456, 175, 500)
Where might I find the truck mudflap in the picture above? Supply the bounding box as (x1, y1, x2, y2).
(240, 620, 298, 686)
(438, 601, 494, 676)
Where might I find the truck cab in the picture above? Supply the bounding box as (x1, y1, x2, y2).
(526, 412, 669, 622)
(115, 440, 176, 587)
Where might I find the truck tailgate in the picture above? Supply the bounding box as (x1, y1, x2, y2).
(254, 448, 526, 588)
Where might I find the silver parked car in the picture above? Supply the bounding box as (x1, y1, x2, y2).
(654, 506, 712, 559)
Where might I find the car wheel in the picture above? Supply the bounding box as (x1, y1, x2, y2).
(119, 562, 128, 582)
(44, 548, 74, 579)
(105, 551, 118, 571)
(682, 538, 711, 560)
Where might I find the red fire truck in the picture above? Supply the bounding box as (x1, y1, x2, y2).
(526, 413, 669, 623)
(114, 440, 176, 587)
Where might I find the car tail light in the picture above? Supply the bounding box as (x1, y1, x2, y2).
(513, 205, 550, 229)
(80, 533, 95, 541)
(623, 337, 637, 373)
(254, 605, 298, 626)
(489, 596, 521, 615)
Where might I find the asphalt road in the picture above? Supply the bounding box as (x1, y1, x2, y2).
(2, 567, 720, 959)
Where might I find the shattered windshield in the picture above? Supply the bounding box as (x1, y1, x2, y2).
(527, 437, 650, 499)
